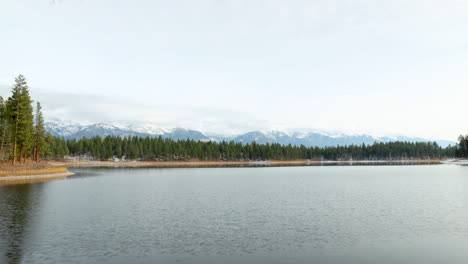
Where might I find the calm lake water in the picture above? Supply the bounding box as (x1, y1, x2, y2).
(1, 165, 468, 264)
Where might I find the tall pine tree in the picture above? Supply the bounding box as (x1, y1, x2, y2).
(0, 96, 9, 159)
(34, 102, 46, 163)
(6, 75, 34, 164)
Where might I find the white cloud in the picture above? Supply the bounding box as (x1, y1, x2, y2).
(23, 89, 270, 135)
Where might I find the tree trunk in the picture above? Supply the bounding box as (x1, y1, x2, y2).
(12, 122, 18, 165)
(34, 144, 39, 163)
(18, 145, 23, 163)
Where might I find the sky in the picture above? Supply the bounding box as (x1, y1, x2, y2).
(0, 0, 467, 140)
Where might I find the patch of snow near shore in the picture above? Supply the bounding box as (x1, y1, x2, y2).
(441, 159, 468, 165)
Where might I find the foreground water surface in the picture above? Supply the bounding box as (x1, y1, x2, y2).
(1, 165, 467, 264)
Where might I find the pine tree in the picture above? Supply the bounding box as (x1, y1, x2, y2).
(6, 75, 34, 164)
(0, 96, 8, 159)
(0, 96, 9, 159)
(34, 102, 46, 163)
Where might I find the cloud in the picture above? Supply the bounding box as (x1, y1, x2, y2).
(23, 89, 271, 135)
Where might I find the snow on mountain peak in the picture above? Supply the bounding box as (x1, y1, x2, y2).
(129, 124, 169, 135)
(44, 121, 456, 147)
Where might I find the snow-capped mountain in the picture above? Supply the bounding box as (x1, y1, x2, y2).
(45, 121, 83, 138)
(45, 121, 456, 147)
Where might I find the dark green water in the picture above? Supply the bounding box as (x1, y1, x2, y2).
(1, 165, 467, 264)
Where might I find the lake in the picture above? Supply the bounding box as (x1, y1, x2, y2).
(1, 165, 467, 264)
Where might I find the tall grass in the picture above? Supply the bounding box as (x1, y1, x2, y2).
(0, 166, 67, 176)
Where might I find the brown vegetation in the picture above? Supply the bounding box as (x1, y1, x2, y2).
(0, 160, 67, 176)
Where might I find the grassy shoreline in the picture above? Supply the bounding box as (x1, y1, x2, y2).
(0, 164, 68, 176)
(0, 171, 75, 185)
(0, 162, 73, 185)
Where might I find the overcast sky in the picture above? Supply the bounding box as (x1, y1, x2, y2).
(1, 0, 467, 140)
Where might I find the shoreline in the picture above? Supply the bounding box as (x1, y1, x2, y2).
(1, 159, 460, 185)
(50, 159, 444, 168)
(0, 171, 75, 185)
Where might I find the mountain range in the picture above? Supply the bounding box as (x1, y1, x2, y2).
(45, 121, 456, 148)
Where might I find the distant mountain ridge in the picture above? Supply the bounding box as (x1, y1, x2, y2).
(45, 121, 456, 148)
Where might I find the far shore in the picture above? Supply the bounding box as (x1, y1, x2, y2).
(49, 159, 445, 168)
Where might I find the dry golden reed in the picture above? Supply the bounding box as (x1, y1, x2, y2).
(0, 166, 67, 176)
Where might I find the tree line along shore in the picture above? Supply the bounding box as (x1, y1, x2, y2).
(64, 136, 455, 161)
(1, 75, 468, 173)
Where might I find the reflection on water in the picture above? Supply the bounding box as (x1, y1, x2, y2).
(0, 165, 467, 264)
(0, 184, 44, 264)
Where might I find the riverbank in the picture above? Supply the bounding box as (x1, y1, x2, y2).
(0, 163, 69, 176)
(0, 171, 75, 185)
(0, 163, 74, 185)
(50, 159, 444, 168)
